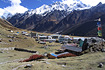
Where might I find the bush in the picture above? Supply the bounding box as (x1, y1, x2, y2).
(57, 53, 76, 58)
(22, 55, 44, 62)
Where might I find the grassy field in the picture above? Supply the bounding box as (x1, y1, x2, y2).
(0, 18, 105, 70)
(0, 51, 105, 70)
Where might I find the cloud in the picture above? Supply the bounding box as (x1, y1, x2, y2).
(9, 0, 21, 5)
(61, 0, 105, 6)
(0, 0, 28, 17)
(61, 0, 77, 6)
(4, 5, 28, 15)
(80, 0, 105, 6)
(0, 8, 5, 16)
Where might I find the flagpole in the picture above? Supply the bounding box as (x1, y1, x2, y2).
(97, 18, 104, 50)
(101, 21, 104, 51)
(100, 19, 104, 50)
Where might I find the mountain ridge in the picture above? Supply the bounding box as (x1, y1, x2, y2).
(4, 1, 105, 38)
(1, 0, 90, 19)
(54, 3, 105, 38)
(7, 0, 90, 32)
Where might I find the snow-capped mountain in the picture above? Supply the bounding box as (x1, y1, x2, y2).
(1, 0, 90, 19)
(26, 0, 90, 16)
(1, 12, 12, 19)
(7, 0, 91, 33)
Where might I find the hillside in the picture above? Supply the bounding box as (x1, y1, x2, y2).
(0, 18, 62, 69)
(0, 18, 35, 48)
(0, 18, 15, 30)
(7, 2, 105, 39)
(62, 17, 105, 39)
(0, 19, 105, 70)
(1, 0, 105, 70)
(7, 10, 69, 32)
(51, 3, 105, 39)
(7, 0, 89, 32)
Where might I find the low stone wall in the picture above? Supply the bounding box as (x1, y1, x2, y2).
(14, 48, 37, 53)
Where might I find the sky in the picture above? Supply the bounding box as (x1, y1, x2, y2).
(0, 0, 105, 16)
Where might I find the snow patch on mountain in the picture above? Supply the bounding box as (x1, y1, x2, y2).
(1, 0, 91, 19)
(27, 0, 90, 16)
(1, 11, 13, 19)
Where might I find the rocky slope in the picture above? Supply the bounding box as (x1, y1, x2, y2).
(0, 18, 17, 30)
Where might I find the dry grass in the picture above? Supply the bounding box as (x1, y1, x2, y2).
(1, 18, 105, 70)
(48, 52, 105, 70)
(0, 52, 105, 70)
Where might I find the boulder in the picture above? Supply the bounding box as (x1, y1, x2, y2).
(9, 39, 13, 42)
(24, 64, 32, 68)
